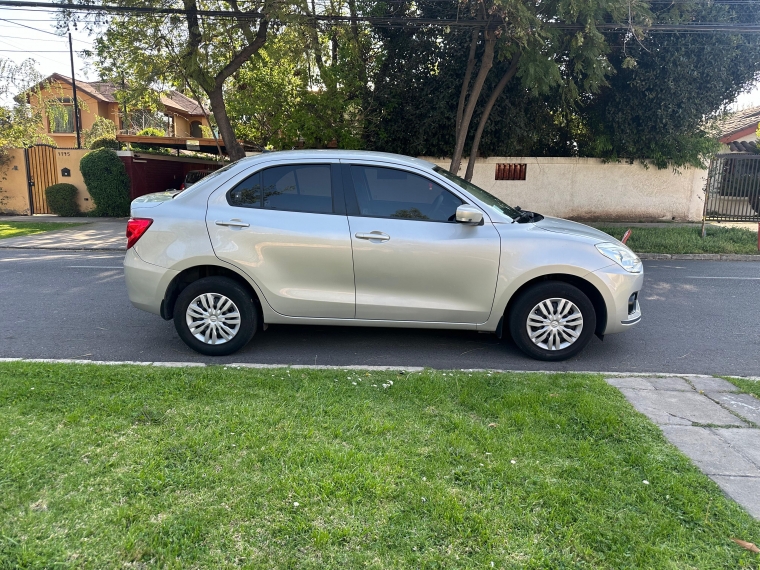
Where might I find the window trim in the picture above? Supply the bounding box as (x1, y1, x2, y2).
(341, 163, 465, 223)
(225, 162, 344, 216)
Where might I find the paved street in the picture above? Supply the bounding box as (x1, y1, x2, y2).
(1, 249, 759, 375)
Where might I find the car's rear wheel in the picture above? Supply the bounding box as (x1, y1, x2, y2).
(173, 276, 257, 356)
(508, 281, 596, 361)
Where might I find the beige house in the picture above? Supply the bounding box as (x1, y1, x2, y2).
(26, 73, 210, 147)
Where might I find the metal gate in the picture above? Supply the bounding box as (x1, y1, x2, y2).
(24, 144, 59, 214)
(704, 154, 760, 222)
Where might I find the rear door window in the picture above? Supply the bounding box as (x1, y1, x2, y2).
(227, 164, 334, 214)
(263, 165, 333, 214)
(350, 165, 462, 222)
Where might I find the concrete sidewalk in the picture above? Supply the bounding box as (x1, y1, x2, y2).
(608, 375, 760, 519)
(0, 218, 126, 250)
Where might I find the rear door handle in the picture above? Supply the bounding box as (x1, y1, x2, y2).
(355, 232, 390, 242)
(216, 220, 250, 228)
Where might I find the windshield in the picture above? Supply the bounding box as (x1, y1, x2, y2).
(434, 166, 520, 220)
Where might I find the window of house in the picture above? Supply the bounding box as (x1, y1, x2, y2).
(228, 164, 333, 214)
(49, 98, 75, 134)
(350, 165, 463, 222)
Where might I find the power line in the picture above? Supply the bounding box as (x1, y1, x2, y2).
(0, 14, 61, 33)
(0, 16, 94, 41)
(1, 1, 760, 33)
(0, 32, 93, 42)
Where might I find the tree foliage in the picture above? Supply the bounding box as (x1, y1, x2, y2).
(83, 116, 117, 148)
(65, 0, 760, 169)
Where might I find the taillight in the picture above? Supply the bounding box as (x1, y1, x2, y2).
(179, 183, 185, 190)
(126, 218, 153, 249)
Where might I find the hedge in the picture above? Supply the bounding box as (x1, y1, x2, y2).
(89, 135, 120, 150)
(80, 149, 131, 217)
(44, 183, 80, 217)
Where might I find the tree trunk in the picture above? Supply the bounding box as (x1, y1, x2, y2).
(208, 87, 245, 161)
(455, 29, 479, 142)
(464, 53, 521, 181)
(449, 30, 495, 175)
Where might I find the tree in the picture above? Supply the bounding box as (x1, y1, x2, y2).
(0, 59, 57, 155)
(447, 0, 647, 179)
(83, 116, 117, 148)
(70, 0, 280, 161)
(574, 0, 760, 168)
(364, 0, 760, 170)
(0, 59, 64, 207)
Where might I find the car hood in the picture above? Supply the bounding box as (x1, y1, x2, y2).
(534, 216, 616, 243)
(131, 191, 181, 209)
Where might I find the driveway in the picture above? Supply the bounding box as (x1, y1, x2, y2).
(0, 250, 758, 375)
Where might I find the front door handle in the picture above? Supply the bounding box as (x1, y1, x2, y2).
(355, 232, 390, 242)
(216, 220, 250, 228)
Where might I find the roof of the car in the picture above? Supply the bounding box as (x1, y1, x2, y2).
(239, 150, 436, 170)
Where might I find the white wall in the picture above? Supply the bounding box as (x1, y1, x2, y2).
(422, 156, 707, 222)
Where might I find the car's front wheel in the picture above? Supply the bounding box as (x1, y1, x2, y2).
(173, 276, 257, 356)
(508, 281, 596, 361)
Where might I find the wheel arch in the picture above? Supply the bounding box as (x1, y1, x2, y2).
(503, 273, 608, 338)
(161, 263, 264, 324)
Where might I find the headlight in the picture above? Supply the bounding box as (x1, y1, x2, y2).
(595, 242, 642, 273)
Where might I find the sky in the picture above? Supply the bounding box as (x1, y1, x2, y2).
(0, 7, 94, 105)
(1, 6, 760, 111)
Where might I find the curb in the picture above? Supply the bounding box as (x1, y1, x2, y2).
(638, 253, 760, 261)
(1, 358, 757, 380)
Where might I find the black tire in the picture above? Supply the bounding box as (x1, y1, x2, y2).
(508, 281, 596, 362)
(173, 276, 257, 356)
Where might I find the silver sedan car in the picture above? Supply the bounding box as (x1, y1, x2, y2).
(124, 150, 642, 361)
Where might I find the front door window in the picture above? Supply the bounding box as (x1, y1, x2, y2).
(350, 165, 463, 222)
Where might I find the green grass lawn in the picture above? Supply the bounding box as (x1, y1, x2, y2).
(0, 222, 84, 240)
(726, 377, 760, 402)
(1, 363, 759, 569)
(592, 224, 759, 255)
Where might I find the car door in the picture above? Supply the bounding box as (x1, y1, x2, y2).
(206, 161, 355, 319)
(343, 162, 501, 323)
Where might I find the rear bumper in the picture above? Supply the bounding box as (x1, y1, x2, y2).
(124, 248, 177, 316)
(590, 264, 644, 335)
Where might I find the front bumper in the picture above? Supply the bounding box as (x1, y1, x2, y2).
(124, 248, 178, 316)
(589, 263, 644, 335)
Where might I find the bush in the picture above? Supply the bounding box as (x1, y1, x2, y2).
(133, 127, 167, 152)
(44, 183, 80, 217)
(136, 127, 165, 137)
(83, 117, 117, 147)
(89, 135, 120, 150)
(80, 149, 131, 217)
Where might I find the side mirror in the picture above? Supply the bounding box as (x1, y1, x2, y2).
(456, 205, 484, 225)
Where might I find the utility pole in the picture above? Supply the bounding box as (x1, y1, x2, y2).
(68, 31, 81, 149)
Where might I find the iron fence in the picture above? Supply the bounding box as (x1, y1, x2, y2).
(704, 153, 760, 222)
